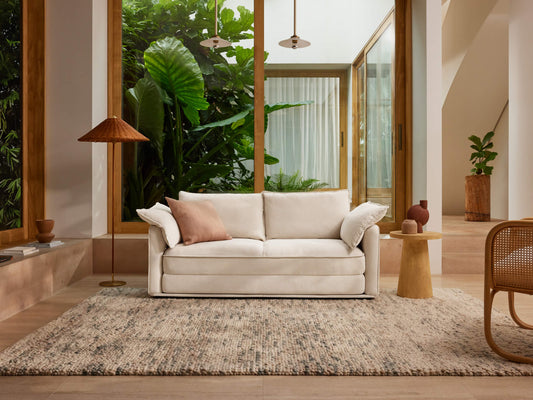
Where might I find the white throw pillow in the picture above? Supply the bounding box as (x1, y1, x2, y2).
(136, 202, 181, 248)
(179, 191, 265, 240)
(340, 202, 388, 249)
(263, 190, 350, 239)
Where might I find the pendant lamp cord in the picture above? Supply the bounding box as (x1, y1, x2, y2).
(293, 0, 297, 37)
(215, 0, 219, 36)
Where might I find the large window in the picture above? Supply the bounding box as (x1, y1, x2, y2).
(352, 7, 409, 231)
(109, 0, 411, 233)
(0, 0, 45, 245)
(264, 71, 348, 191)
(119, 0, 255, 223)
(0, 0, 23, 231)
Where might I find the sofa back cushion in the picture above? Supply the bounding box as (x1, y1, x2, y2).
(179, 191, 265, 240)
(263, 190, 350, 239)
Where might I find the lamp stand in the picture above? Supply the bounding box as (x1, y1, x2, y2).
(100, 142, 126, 287)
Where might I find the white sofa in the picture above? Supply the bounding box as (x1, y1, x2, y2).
(146, 190, 381, 298)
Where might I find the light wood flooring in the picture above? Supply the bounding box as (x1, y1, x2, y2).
(1, 274, 533, 399)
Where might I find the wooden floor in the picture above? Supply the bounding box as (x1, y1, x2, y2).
(1, 274, 533, 399)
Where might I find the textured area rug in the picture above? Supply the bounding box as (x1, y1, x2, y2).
(1, 288, 532, 376)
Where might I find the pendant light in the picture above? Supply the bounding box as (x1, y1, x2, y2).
(200, 0, 231, 49)
(279, 0, 310, 49)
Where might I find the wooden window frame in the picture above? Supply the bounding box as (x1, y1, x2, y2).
(0, 0, 45, 245)
(352, 1, 412, 233)
(264, 69, 349, 190)
(108, 0, 410, 234)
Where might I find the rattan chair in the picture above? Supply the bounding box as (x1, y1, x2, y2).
(484, 219, 533, 363)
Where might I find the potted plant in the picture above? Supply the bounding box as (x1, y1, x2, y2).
(465, 131, 498, 221)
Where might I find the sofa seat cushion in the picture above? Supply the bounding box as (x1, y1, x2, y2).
(263, 190, 350, 239)
(263, 239, 363, 258)
(162, 238, 365, 276)
(179, 191, 265, 240)
(164, 238, 263, 258)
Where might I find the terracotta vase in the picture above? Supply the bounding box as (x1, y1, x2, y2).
(406, 200, 429, 233)
(401, 219, 418, 234)
(35, 219, 55, 243)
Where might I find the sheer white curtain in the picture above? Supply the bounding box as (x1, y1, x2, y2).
(264, 77, 340, 188)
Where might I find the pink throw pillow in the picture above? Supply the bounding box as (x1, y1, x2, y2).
(165, 197, 231, 245)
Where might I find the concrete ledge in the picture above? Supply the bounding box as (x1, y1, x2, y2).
(0, 239, 92, 321)
(92, 234, 148, 274)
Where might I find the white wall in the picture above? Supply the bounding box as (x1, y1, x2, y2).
(412, 0, 442, 274)
(46, 0, 108, 238)
(442, 0, 497, 103)
(508, 0, 533, 219)
(491, 103, 509, 219)
(442, 0, 509, 216)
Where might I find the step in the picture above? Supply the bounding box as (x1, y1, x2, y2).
(442, 252, 485, 274)
(0, 239, 92, 321)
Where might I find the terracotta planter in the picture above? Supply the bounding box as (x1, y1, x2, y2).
(465, 175, 490, 221)
(35, 219, 55, 243)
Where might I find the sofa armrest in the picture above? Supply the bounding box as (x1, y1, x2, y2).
(360, 224, 380, 296)
(148, 225, 168, 295)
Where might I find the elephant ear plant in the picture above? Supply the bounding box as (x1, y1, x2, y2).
(468, 131, 498, 175)
(125, 36, 233, 209)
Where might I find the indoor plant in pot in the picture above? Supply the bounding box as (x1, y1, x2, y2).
(465, 131, 498, 221)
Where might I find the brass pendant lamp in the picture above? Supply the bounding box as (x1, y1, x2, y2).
(279, 0, 310, 49)
(200, 0, 231, 49)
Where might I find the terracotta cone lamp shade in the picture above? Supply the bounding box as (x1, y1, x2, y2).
(78, 117, 149, 287)
(78, 116, 149, 143)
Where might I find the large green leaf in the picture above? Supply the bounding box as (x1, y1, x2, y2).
(125, 76, 165, 162)
(144, 37, 209, 114)
(193, 108, 251, 131)
(265, 101, 313, 114)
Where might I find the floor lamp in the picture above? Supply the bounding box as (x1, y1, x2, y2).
(79, 116, 149, 287)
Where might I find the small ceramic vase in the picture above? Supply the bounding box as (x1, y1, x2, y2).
(406, 200, 429, 233)
(36, 219, 55, 243)
(401, 219, 418, 234)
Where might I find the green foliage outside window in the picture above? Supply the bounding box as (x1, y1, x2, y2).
(0, 0, 22, 230)
(121, 0, 320, 220)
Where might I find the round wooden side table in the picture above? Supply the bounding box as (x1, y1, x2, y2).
(389, 231, 442, 299)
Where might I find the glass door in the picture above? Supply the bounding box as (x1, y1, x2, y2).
(353, 10, 407, 231)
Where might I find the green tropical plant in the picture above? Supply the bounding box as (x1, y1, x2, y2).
(0, 0, 22, 230)
(120, 0, 327, 219)
(468, 131, 498, 175)
(125, 37, 313, 203)
(124, 37, 235, 217)
(121, 0, 258, 219)
(265, 170, 328, 192)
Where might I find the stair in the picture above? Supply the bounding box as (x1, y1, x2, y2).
(442, 215, 502, 273)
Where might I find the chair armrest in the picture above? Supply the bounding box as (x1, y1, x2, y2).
(360, 224, 380, 296)
(148, 225, 168, 295)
